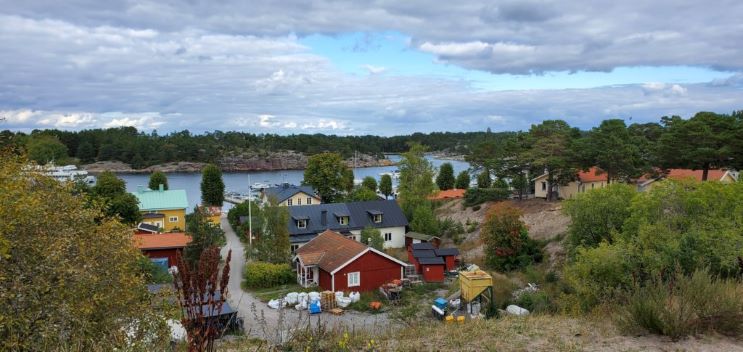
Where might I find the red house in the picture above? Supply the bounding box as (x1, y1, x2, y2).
(407, 243, 459, 281)
(418, 257, 446, 282)
(294, 230, 408, 292)
(133, 232, 191, 268)
(434, 248, 460, 271)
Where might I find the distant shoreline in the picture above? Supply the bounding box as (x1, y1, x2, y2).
(83, 159, 398, 175)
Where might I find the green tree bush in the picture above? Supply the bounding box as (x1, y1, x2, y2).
(303, 152, 349, 202)
(477, 170, 491, 188)
(455, 171, 470, 189)
(398, 143, 435, 218)
(200, 164, 224, 206)
(184, 207, 226, 268)
(92, 171, 142, 224)
(244, 262, 295, 289)
(481, 203, 542, 271)
(26, 135, 69, 164)
(409, 203, 439, 236)
(360, 226, 385, 250)
(563, 183, 636, 256)
(148, 171, 169, 190)
(347, 187, 379, 202)
(379, 174, 393, 199)
(361, 176, 378, 192)
(253, 199, 291, 263)
(436, 162, 455, 190)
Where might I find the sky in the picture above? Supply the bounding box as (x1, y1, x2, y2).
(1, 0, 742, 136)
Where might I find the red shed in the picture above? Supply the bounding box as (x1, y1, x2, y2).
(434, 248, 460, 271)
(133, 232, 191, 268)
(294, 230, 407, 292)
(419, 257, 446, 282)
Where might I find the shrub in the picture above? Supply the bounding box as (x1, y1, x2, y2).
(515, 291, 555, 314)
(481, 203, 543, 272)
(563, 242, 633, 310)
(244, 262, 294, 289)
(464, 188, 510, 207)
(617, 270, 743, 339)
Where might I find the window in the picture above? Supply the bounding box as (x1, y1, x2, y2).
(307, 197, 312, 205)
(541, 182, 546, 191)
(297, 219, 307, 229)
(290, 244, 300, 253)
(297, 198, 302, 205)
(287, 199, 293, 206)
(151, 257, 168, 269)
(384, 232, 392, 241)
(591, 183, 595, 190)
(338, 216, 349, 225)
(373, 214, 383, 223)
(169, 216, 178, 223)
(347, 272, 360, 287)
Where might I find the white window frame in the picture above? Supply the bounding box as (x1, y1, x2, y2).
(297, 219, 307, 229)
(307, 197, 312, 205)
(297, 198, 302, 205)
(290, 244, 300, 253)
(347, 272, 360, 287)
(338, 216, 348, 225)
(287, 199, 293, 206)
(384, 232, 392, 241)
(169, 216, 178, 223)
(373, 214, 382, 223)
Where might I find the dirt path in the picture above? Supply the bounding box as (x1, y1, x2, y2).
(219, 216, 393, 342)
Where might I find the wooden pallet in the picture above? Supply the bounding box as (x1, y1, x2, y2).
(329, 308, 344, 315)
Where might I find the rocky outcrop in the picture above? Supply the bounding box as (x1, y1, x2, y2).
(83, 151, 395, 173)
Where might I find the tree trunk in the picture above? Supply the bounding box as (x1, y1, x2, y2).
(702, 163, 710, 181)
(546, 172, 554, 201)
(607, 170, 612, 185)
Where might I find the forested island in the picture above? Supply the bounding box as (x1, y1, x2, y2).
(0, 127, 508, 172)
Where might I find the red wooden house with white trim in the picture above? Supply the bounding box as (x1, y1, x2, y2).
(293, 230, 408, 292)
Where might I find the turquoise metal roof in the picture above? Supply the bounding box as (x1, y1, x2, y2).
(132, 189, 189, 211)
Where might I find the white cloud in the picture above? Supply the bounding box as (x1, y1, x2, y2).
(419, 41, 491, 57)
(361, 64, 386, 74)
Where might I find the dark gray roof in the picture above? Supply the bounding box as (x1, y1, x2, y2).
(434, 248, 460, 256)
(287, 200, 408, 240)
(411, 242, 435, 250)
(405, 232, 438, 241)
(418, 257, 445, 265)
(142, 213, 165, 219)
(262, 184, 317, 203)
(367, 209, 383, 215)
(412, 249, 436, 258)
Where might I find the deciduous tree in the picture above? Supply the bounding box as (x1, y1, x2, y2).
(93, 171, 142, 224)
(481, 203, 541, 271)
(361, 176, 378, 192)
(0, 153, 169, 350)
(254, 199, 291, 263)
(360, 226, 384, 250)
(398, 143, 435, 218)
(379, 174, 393, 199)
(455, 171, 470, 189)
(26, 135, 69, 164)
(303, 152, 349, 203)
(149, 171, 169, 190)
(201, 164, 224, 206)
(184, 207, 226, 268)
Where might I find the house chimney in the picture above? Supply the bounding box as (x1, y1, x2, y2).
(321, 210, 327, 227)
(159, 184, 164, 192)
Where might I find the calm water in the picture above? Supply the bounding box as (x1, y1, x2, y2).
(121, 155, 471, 210)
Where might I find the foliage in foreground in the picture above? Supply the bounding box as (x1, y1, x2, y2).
(563, 179, 743, 338)
(360, 226, 384, 250)
(618, 269, 743, 339)
(184, 206, 226, 268)
(0, 153, 169, 350)
(244, 262, 295, 289)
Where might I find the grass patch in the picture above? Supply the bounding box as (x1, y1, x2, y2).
(348, 290, 387, 313)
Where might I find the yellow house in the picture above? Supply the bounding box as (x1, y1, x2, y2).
(533, 167, 609, 200)
(132, 185, 188, 232)
(638, 169, 739, 192)
(198, 205, 223, 228)
(260, 183, 321, 207)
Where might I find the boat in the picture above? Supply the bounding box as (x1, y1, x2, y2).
(41, 164, 96, 184)
(250, 181, 271, 190)
(379, 170, 401, 179)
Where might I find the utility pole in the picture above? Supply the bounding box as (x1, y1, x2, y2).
(248, 175, 252, 247)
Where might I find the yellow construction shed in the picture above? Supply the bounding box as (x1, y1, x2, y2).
(459, 270, 493, 302)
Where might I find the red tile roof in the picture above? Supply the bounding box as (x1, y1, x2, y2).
(133, 232, 191, 250)
(665, 169, 728, 181)
(295, 229, 368, 273)
(428, 188, 466, 200)
(577, 167, 608, 183)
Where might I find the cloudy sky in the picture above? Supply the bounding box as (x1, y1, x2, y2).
(1, 0, 742, 135)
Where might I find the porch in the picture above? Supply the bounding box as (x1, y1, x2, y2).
(296, 261, 319, 288)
